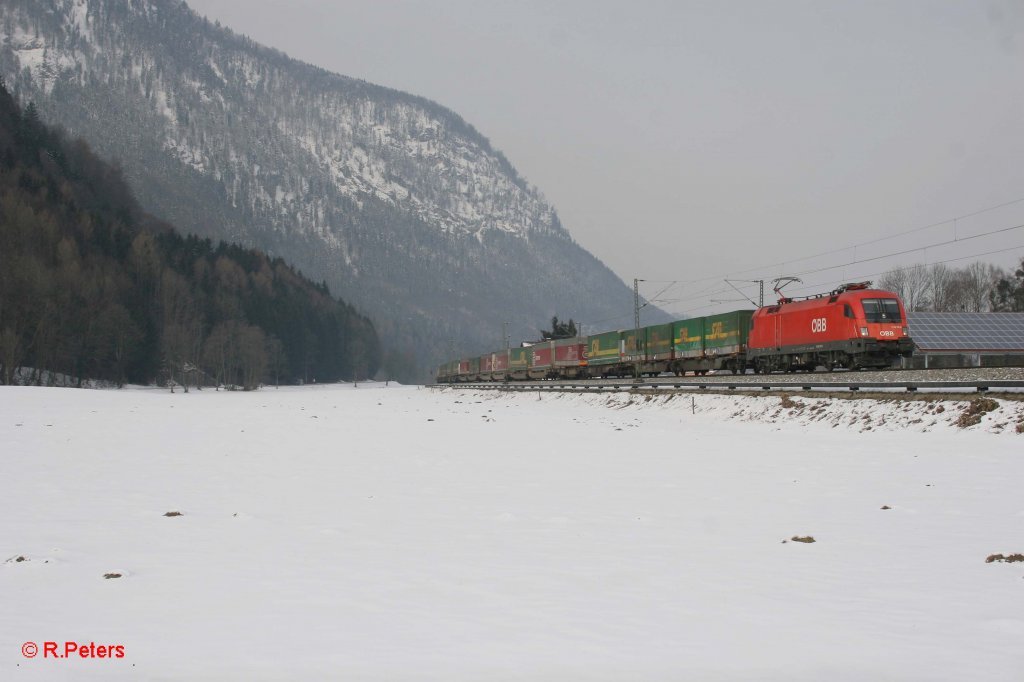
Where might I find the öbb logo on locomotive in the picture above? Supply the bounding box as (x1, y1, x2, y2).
(437, 281, 916, 382)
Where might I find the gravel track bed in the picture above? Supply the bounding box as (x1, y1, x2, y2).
(442, 367, 1024, 390)
(652, 366, 1024, 384)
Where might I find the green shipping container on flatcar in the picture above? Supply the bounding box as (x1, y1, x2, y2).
(508, 347, 530, 370)
(586, 330, 623, 366)
(673, 318, 704, 358)
(644, 322, 674, 361)
(506, 346, 530, 380)
(702, 310, 753, 356)
(621, 328, 643, 362)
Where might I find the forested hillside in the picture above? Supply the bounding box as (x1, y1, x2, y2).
(0, 82, 379, 388)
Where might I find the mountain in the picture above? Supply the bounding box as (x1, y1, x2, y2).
(0, 81, 379, 388)
(0, 0, 660, 381)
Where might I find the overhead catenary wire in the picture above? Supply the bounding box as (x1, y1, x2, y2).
(581, 197, 1024, 329)
(775, 242, 1024, 298)
(640, 195, 1024, 305)
(658, 221, 1024, 311)
(674, 241, 1024, 316)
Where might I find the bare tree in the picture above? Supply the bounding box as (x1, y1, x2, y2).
(237, 325, 267, 390)
(956, 262, 1003, 312)
(97, 303, 141, 387)
(883, 261, 1014, 312)
(265, 335, 286, 388)
(202, 322, 234, 389)
(927, 263, 957, 312)
(879, 264, 931, 311)
(159, 269, 203, 391)
(0, 327, 22, 385)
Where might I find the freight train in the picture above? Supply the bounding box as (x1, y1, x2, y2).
(435, 282, 914, 382)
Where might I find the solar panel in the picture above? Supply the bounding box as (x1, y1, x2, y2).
(907, 312, 1024, 352)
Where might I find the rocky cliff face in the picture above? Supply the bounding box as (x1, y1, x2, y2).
(1, 0, 650, 379)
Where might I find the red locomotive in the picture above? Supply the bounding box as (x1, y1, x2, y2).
(747, 282, 913, 372)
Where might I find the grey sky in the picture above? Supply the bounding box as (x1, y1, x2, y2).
(187, 0, 1024, 317)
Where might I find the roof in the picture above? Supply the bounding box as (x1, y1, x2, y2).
(907, 312, 1024, 353)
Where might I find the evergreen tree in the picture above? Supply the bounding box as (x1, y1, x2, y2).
(991, 258, 1024, 312)
(541, 316, 578, 340)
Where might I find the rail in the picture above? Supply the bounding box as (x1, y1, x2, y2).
(431, 379, 1024, 394)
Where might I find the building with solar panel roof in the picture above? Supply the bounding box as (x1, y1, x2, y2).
(905, 312, 1024, 368)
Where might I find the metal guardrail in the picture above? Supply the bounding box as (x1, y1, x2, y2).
(433, 379, 1024, 394)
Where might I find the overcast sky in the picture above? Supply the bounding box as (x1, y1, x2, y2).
(187, 0, 1024, 316)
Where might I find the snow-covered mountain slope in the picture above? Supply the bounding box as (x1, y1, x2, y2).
(2, 384, 1022, 680)
(0, 0, 652, 379)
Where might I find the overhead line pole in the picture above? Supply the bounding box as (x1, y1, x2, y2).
(724, 279, 765, 307)
(634, 278, 641, 333)
(633, 278, 643, 382)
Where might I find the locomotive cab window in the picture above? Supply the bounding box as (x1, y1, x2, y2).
(861, 298, 902, 323)
(844, 304, 854, 318)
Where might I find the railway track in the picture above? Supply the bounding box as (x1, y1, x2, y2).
(433, 368, 1024, 395)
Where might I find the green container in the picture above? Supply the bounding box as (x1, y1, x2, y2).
(508, 347, 530, 370)
(673, 318, 704, 358)
(621, 329, 643, 362)
(587, 330, 622, 366)
(644, 322, 674, 360)
(702, 310, 753, 355)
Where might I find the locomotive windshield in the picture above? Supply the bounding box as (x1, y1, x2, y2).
(860, 298, 902, 323)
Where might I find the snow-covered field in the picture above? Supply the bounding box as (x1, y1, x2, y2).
(2, 384, 1023, 681)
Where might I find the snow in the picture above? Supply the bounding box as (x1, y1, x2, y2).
(2, 384, 1023, 680)
(71, 0, 94, 44)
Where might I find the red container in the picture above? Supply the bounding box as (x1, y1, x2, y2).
(553, 338, 587, 367)
(531, 342, 554, 369)
(492, 351, 509, 372)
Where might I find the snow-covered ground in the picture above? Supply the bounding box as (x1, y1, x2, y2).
(2, 384, 1022, 681)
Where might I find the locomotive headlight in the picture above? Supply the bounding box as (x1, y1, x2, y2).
(860, 327, 869, 336)
(902, 327, 909, 335)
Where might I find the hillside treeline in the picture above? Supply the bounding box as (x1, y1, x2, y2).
(0, 83, 379, 388)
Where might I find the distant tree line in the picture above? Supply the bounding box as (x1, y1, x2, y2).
(878, 260, 1024, 313)
(0, 82, 379, 388)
